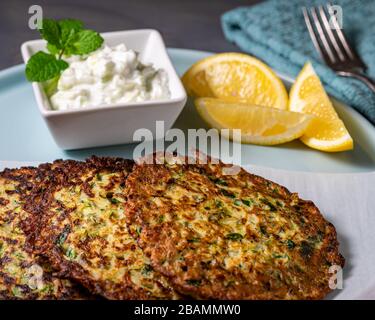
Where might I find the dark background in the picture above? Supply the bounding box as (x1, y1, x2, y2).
(0, 0, 262, 70)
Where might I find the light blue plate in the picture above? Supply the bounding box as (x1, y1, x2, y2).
(1, 48, 375, 173)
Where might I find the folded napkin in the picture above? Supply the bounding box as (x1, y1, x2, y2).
(222, 0, 375, 125)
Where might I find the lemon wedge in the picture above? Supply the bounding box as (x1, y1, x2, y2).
(289, 62, 353, 152)
(182, 53, 288, 109)
(195, 98, 313, 145)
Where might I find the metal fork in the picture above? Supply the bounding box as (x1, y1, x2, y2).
(302, 3, 375, 93)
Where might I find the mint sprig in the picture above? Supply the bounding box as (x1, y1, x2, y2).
(25, 18, 104, 83)
(25, 51, 68, 82)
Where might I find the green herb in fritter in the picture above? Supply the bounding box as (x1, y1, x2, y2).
(186, 279, 201, 287)
(225, 233, 244, 241)
(56, 225, 71, 246)
(286, 239, 296, 249)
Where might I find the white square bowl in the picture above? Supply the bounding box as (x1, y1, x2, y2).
(21, 29, 187, 150)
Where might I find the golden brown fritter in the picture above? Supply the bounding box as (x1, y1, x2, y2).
(0, 167, 88, 300)
(32, 157, 180, 300)
(125, 155, 345, 300)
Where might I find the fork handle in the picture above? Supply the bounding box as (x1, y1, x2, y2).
(336, 71, 375, 93)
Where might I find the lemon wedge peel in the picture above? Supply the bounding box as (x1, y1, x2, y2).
(182, 52, 289, 110)
(289, 62, 353, 152)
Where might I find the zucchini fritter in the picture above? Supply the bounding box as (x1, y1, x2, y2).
(0, 167, 87, 299)
(125, 156, 345, 299)
(33, 157, 179, 300)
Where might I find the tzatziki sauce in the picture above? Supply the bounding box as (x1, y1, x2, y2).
(50, 44, 171, 110)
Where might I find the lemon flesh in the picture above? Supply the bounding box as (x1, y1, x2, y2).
(289, 62, 353, 152)
(195, 98, 313, 145)
(182, 53, 288, 110)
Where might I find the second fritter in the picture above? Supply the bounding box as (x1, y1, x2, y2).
(32, 157, 179, 299)
(125, 156, 345, 299)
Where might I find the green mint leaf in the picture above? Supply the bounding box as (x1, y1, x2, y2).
(39, 19, 61, 48)
(59, 19, 83, 32)
(46, 43, 59, 55)
(25, 51, 68, 82)
(43, 76, 59, 97)
(71, 30, 104, 55)
(59, 19, 83, 47)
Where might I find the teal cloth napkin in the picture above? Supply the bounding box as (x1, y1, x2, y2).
(221, 0, 375, 125)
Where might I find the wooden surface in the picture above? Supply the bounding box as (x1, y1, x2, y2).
(0, 0, 262, 70)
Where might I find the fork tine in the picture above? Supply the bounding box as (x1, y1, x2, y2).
(310, 6, 336, 63)
(327, 3, 367, 70)
(318, 5, 345, 62)
(302, 7, 331, 64)
(326, 3, 355, 60)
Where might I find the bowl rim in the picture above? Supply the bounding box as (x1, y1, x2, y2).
(20, 28, 187, 117)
